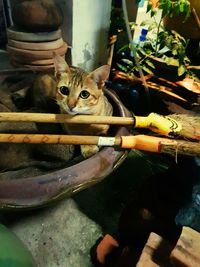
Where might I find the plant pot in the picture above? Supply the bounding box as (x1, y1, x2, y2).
(163, 0, 200, 40)
(0, 69, 131, 210)
(11, 0, 63, 32)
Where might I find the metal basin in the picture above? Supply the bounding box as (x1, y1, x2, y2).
(0, 70, 131, 210)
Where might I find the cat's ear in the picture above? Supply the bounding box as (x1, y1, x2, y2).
(53, 52, 71, 79)
(89, 65, 110, 89)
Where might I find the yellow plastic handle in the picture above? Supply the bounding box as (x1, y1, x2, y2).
(135, 113, 182, 136)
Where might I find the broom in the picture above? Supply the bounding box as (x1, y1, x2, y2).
(0, 133, 199, 157)
(0, 112, 199, 140)
(0, 112, 199, 157)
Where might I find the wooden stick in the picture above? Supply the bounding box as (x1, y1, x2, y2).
(146, 81, 188, 102)
(0, 133, 199, 157)
(0, 112, 135, 125)
(0, 133, 121, 146)
(0, 112, 199, 141)
(191, 7, 200, 31)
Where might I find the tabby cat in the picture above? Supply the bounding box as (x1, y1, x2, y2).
(1, 54, 113, 165)
(53, 54, 113, 158)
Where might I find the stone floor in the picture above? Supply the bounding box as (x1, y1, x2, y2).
(0, 149, 169, 267)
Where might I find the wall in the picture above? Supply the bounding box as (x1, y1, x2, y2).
(71, 0, 112, 71)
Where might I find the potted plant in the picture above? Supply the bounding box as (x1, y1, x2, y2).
(112, 0, 199, 78)
(109, 0, 199, 115)
(149, 0, 200, 40)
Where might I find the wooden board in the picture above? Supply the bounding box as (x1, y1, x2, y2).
(7, 27, 62, 42)
(7, 38, 64, 51)
(7, 42, 68, 60)
(136, 232, 172, 267)
(170, 226, 200, 267)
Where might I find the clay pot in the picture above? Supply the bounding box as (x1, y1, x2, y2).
(0, 70, 131, 210)
(11, 0, 63, 32)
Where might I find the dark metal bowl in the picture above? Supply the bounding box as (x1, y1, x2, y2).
(0, 71, 131, 210)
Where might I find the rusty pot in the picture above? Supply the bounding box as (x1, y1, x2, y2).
(11, 0, 63, 32)
(0, 70, 131, 210)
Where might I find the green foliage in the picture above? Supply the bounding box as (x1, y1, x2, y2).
(116, 20, 193, 77)
(113, 0, 199, 81)
(147, 0, 191, 20)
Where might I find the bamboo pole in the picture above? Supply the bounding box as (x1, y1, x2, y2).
(0, 133, 199, 157)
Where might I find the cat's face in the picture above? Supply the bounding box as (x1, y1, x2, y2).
(53, 53, 110, 115)
(56, 70, 102, 115)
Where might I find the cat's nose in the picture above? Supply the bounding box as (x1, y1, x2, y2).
(68, 99, 77, 111)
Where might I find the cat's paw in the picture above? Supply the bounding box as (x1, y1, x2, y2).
(81, 145, 99, 158)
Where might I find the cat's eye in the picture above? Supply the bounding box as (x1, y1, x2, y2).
(59, 86, 69, 96)
(79, 90, 90, 99)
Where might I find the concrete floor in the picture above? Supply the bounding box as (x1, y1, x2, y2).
(0, 150, 169, 267)
(8, 199, 102, 267)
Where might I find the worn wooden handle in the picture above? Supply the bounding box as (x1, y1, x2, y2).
(0, 112, 199, 141)
(0, 133, 121, 146)
(0, 112, 135, 125)
(0, 133, 199, 157)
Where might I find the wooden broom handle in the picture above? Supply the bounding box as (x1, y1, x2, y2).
(0, 112, 135, 125)
(0, 112, 199, 141)
(0, 112, 180, 133)
(0, 133, 121, 146)
(0, 133, 199, 157)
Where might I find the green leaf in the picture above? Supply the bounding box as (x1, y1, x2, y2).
(179, 3, 184, 12)
(116, 63, 128, 72)
(117, 44, 129, 53)
(145, 59, 155, 69)
(172, 49, 178, 56)
(165, 57, 179, 66)
(158, 41, 166, 50)
(121, 58, 134, 66)
(142, 65, 154, 74)
(178, 65, 186, 76)
(130, 22, 138, 30)
(146, 2, 152, 13)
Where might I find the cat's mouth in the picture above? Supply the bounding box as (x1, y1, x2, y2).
(67, 110, 93, 115)
(66, 110, 79, 115)
(62, 107, 87, 115)
(64, 106, 92, 115)
(58, 101, 93, 115)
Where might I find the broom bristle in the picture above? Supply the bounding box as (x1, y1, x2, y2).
(169, 114, 200, 141)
